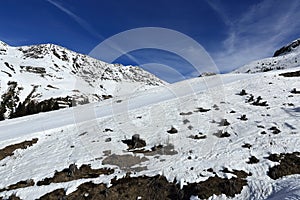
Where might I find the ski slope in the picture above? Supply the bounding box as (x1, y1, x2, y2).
(0, 73, 253, 141)
(0, 67, 299, 199)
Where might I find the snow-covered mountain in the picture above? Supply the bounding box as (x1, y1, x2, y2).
(0, 64, 299, 199)
(0, 41, 165, 120)
(234, 39, 300, 73)
(273, 39, 300, 57)
(0, 37, 299, 200)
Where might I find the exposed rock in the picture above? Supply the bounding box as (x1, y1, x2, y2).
(214, 130, 231, 138)
(247, 156, 259, 164)
(238, 115, 248, 121)
(122, 134, 146, 150)
(274, 39, 300, 57)
(291, 88, 300, 94)
(179, 112, 193, 116)
(167, 127, 178, 134)
(189, 133, 207, 140)
(241, 143, 252, 149)
(194, 107, 211, 113)
(269, 126, 281, 134)
(219, 119, 230, 126)
(238, 89, 247, 96)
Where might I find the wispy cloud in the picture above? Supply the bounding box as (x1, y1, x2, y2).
(46, 0, 104, 40)
(206, 0, 300, 72)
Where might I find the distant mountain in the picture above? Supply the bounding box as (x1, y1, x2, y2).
(234, 38, 300, 73)
(0, 41, 165, 120)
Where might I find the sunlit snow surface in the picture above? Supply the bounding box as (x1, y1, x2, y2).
(0, 41, 165, 106)
(0, 66, 299, 199)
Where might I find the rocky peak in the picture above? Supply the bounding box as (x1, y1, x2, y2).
(0, 40, 8, 47)
(0, 41, 8, 54)
(273, 39, 300, 57)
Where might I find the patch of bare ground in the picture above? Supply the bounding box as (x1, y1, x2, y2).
(38, 189, 66, 200)
(0, 179, 34, 192)
(38, 173, 248, 200)
(266, 152, 300, 180)
(129, 144, 178, 156)
(102, 154, 149, 171)
(279, 70, 300, 77)
(0, 138, 38, 161)
(181, 175, 247, 199)
(221, 168, 251, 178)
(37, 164, 114, 186)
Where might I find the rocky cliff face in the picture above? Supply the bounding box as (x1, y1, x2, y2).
(273, 39, 300, 57)
(0, 41, 165, 120)
(234, 38, 300, 73)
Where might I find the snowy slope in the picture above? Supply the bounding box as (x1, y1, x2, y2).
(0, 41, 165, 119)
(0, 67, 299, 199)
(234, 39, 300, 73)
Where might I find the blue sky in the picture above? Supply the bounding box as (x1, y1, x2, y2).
(0, 0, 300, 82)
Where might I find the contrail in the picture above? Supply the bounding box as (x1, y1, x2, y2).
(46, 0, 104, 40)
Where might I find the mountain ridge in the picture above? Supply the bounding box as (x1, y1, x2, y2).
(0, 41, 165, 120)
(273, 38, 300, 57)
(234, 38, 300, 73)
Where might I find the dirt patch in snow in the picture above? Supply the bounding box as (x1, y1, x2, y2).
(37, 173, 248, 200)
(279, 70, 300, 77)
(130, 144, 178, 156)
(267, 152, 300, 180)
(38, 189, 65, 200)
(0, 179, 34, 193)
(102, 154, 149, 171)
(37, 164, 114, 186)
(0, 138, 38, 161)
